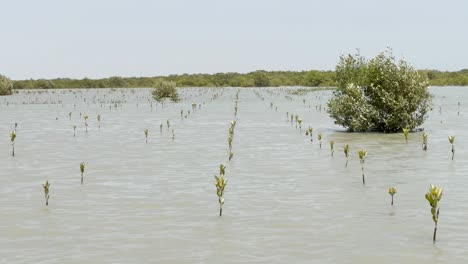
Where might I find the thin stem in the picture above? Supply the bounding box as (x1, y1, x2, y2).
(219, 206, 223, 216)
(433, 223, 437, 243)
(345, 158, 348, 167)
(81, 172, 83, 184)
(391, 195, 394, 206)
(361, 165, 365, 185)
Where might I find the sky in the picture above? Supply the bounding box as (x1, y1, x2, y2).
(0, 0, 467, 80)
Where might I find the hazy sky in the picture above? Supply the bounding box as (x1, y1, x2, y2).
(1, 0, 467, 80)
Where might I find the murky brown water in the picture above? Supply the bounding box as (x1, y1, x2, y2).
(1, 87, 467, 263)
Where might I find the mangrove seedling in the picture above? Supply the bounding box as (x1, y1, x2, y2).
(330, 140, 335, 157)
(84, 115, 89, 132)
(344, 144, 350, 167)
(318, 132, 322, 148)
(448, 136, 455, 160)
(144, 129, 149, 143)
(80, 162, 85, 184)
(10, 131, 16, 157)
(388, 187, 397, 206)
(403, 128, 409, 143)
(422, 132, 428, 151)
(172, 129, 175, 141)
(42, 180, 50, 206)
(297, 117, 302, 130)
(215, 164, 227, 216)
(97, 114, 101, 130)
(69, 112, 72, 120)
(305, 127, 313, 141)
(160, 123, 163, 134)
(425, 184, 443, 243)
(166, 119, 170, 129)
(229, 151, 233, 161)
(73, 125, 77, 137)
(358, 149, 367, 185)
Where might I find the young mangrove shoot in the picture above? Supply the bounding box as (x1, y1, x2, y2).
(344, 144, 350, 167)
(97, 114, 101, 130)
(144, 129, 149, 143)
(84, 115, 89, 132)
(305, 127, 313, 142)
(10, 131, 16, 157)
(42, 180, 50, 206)
(403, 128, 409, 143)
(425, 184, 443, 243)
(422, 132, 428, 151)
(330, 140, 335, 157)
(318, 132, 322, 148)
(73, 125, 77, 137)
(80, 162, 85, 184)
(214, 164, 227, 216)
(358, 149, 367, 185)
(388, 187, 397, 206)
(448, 136, 455, 160)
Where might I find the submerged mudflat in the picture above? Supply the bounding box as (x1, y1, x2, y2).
(1, 87, 467, 263)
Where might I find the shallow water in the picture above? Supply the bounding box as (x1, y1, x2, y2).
(1, 87, 467, 263)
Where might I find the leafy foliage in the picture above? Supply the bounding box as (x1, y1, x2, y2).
(152, 80, 179, 102)
(328, 49, 432, 132)
(0, 74, 13, 95)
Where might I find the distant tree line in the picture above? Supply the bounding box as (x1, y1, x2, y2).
(8, 69, 468, 90)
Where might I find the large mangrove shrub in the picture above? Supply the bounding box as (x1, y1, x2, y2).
(0, 75, 13, 95)
(328, 49, 432, 132)
(152, 80, 179, 102)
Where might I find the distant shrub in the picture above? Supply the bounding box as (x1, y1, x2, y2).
(253, 71, 271, 87)
(152, 80, 179, 102)
(0, 75, 13, 95)
(328, 49, 432, 132)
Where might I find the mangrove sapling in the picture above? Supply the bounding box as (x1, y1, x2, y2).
(403, 128, 409, 143)
(344, 144, 350, 167)
(97, 114, 101, 130)
(305, 127, 313, 142)
(42, 181, 50, 206)
(10, 131, 16, 157)
(84, 115, 89, 132)
(330, 140, 335, 157)
(388, 187, 397, 206)
(214, 164, 227, 216)
(144, 129, 149, 143)
(448, 136, 455, 160)
(422, 132, 428, 151)
(358, 149, 367, 185)
(425, 184, 443, 243)
(318, 132, 322, 148)
(80, 162, 85, 184)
